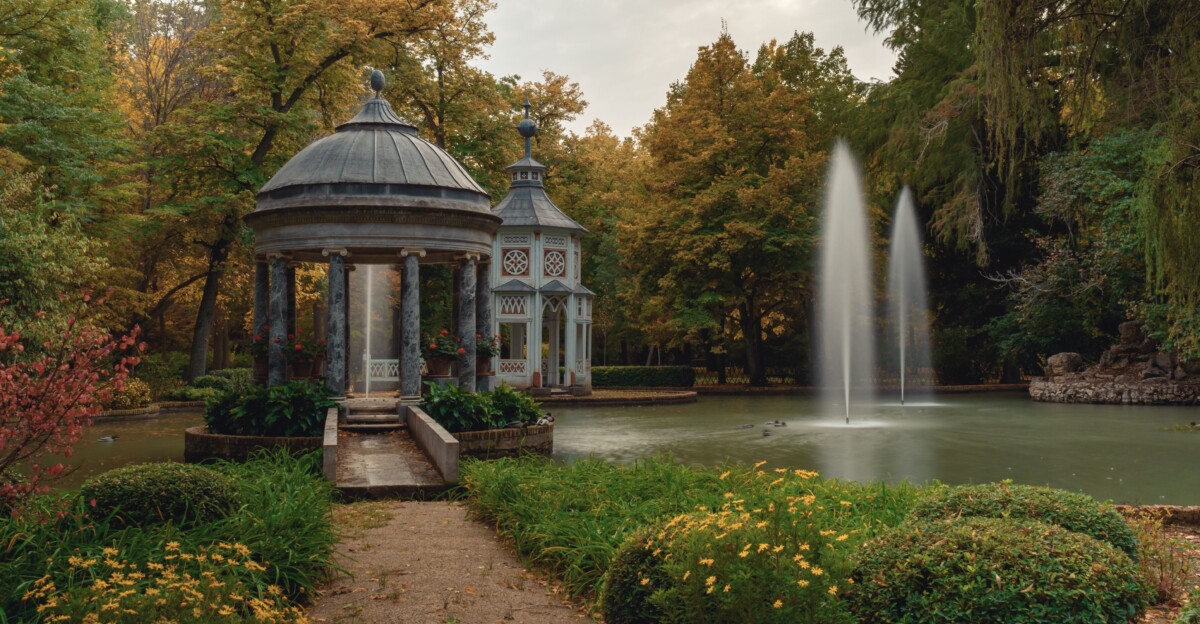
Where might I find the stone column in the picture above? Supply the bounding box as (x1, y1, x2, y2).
(253, 260, 269, 337)
(400, 249, 424, 399)
(286, 263, 298, 339)
(455, 255, 477, 391)
(475, 261, 493, 391)
(268, 254, 289, 386)
(323, 249, 348, 397)
(548, 313, 560, 387)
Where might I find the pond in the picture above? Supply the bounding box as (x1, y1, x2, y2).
(53, 393, 1199, 505)
(551, 392, 1200, 505)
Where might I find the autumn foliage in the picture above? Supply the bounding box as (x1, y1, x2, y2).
(0, 301, 143, 509)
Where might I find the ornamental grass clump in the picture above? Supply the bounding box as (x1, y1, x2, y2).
(23, 541, 306, 623)
(80, 462, 236, 528)
(907, 481, 1139, 558)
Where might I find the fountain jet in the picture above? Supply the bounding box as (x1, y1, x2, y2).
(887, 187, 933, 406)
(817, 141, 875, 424)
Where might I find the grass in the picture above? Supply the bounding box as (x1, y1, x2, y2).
(457, 455, 921, 606)
(0, 450, 336, 622)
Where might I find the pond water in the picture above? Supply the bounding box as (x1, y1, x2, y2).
(51, 394, 1199, 505)
(56, 411, 203, 490)
(550, 393, 1200, 505)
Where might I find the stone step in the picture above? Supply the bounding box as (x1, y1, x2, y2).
(345, 413, 402, 423)
(340, 423, 405, 434)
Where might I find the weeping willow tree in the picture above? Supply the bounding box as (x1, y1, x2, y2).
(971, 0, 1200, 357)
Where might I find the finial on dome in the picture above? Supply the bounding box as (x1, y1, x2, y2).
(370, 70, 385, 97)
(516, 95, 538, 157)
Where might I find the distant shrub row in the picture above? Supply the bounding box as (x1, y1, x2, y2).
(592, 366, 695, 388)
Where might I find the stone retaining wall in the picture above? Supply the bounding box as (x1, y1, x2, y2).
(454, 424, 553, 459)
(184, 425, 322, 462)
(1029, 378, 1200, 405)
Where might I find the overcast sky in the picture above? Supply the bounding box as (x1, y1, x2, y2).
(476, 0, 898, 138)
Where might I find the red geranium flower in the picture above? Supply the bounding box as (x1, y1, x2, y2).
(457, 347, 466, 355)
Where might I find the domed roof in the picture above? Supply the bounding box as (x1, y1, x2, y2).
(257, 96, 489, 204)
(247, 74, 499, 264)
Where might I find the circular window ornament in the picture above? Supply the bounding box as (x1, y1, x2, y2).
(503, 249, 529, 275)
(544, 250, 566, 276)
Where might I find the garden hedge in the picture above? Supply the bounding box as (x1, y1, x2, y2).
(907, 482, 1139, 558)
(600, 526, 668, 624)
(80, 462, 236, 527)
(848, 517, 1151, 623)
(592, 366, 695, 388)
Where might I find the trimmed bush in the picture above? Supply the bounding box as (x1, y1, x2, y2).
(162, 385, 222, 403)
(848, 517, 1150, 624)
(600, 526, 668, 624)
(592, 366, 695, 387)
(907, 482, 1139, 558)
(104, 378, 153, 410)
(80, 462, 236, 527)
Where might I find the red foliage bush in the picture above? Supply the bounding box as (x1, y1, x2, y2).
(0, 300, 143, 509)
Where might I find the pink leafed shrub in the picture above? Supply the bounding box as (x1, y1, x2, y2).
(0, 299, 143, 510)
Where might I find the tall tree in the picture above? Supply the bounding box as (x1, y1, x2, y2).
(629, 32, 844, 385)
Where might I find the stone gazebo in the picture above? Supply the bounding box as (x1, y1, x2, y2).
(245, 71, 498, 398)
(489, 99, 593, 394)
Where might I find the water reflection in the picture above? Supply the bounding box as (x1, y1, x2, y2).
(551, 393, 1198, 505)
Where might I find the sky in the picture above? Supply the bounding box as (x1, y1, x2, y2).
(476, 0, 899, 138)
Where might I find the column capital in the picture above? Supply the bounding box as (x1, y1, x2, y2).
(400, 248, 426, 258)
(267, 251, 292, 261)
(455, 253, 481, 262)
(321, 248, 350, 258)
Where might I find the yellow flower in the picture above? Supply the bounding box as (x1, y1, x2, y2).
(218, 605, 235, 616)
(639, 577, 650, 586)
(773, 599, 783, 609)
(682, 571, 690, 581)
(723, 492, 734, 499)
(165, 542, 180, 552)
(820, 530, 836, 537)
(699, 558, 714, 566)
(103, 547, 119, 557)
(797, 579, 809, 587)
(755, 521, 768, 529)
(753, 461, 767, 469)
(723, 585, 731, 593)
(705, 576, 716, 585)
(828, 585, 839, 595)
(757, 543, 769, 553)
(839, 500, 852, 506)
(233, 543, 251, 556)
(811, 567, 824, 576)
(739, 551, 749, 558)
(772, 545, 784, 553)
(719, 471, 731, 480)
(836, 534, 849, 542)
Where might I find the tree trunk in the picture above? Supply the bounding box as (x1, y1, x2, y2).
(740, 301, 768, 386)
(187, 237, 230, 381)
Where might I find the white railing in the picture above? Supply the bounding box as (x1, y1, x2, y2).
(365, 359, 399, 397)
(499, 359, 527, 375)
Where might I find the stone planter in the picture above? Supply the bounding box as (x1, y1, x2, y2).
(184, 425, 322, 463)
(290, 358, 321, 379)
(453, 424, 553, 460)
(476, 357, 494, 377)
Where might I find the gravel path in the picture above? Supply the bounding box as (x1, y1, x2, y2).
(308, 501, 597, 624)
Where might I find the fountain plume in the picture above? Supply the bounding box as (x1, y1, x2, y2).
(887, 187, 933, 405)
(817, 141, 875, 423)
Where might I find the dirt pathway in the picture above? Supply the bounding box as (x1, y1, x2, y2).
(309, 501, 597, 624)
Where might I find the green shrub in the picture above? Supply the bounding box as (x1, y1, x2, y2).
(163, 385, 223, 402)
(908, 482, 1139, 558)
(80, 462, 237, 527)
(421, 382, 502, 432)
(103, 378, 153, 410)
(133, 351, 189, 398)
(205, 380, 334, 437)
(849, 517, 1150, 624)
(592, 366, 696, 387)
(600, 526, 668, 624)
(488, 382, 542, 424)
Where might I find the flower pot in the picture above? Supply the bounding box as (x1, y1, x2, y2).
(426, 357, 453, 377)
(290, 359, 314, 379)
(476, 357, 493, 376)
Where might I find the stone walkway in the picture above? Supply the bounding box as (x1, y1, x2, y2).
(309, 501, 596, 623)
(336, 430, 449, 500)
